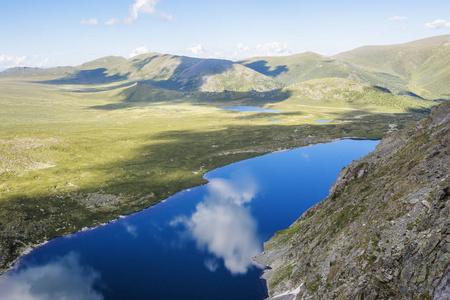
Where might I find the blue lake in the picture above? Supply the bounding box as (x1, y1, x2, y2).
(315, 120, 331, 123)
(0, 139, 378, 300)
(218, 106, 281, 113)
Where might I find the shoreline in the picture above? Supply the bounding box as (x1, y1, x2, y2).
(0, 136, 370, 276)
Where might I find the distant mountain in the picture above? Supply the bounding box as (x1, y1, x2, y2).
(240, 51, 414, 96)
(125, 53, 282, 92)
(283, 77, 434, 112)
(239, 35, 450, 100)
(1, 35, 449, 100)
(0, 53, 281, 93)
(0, 66, 76, 78)
(335, 35, 450, 99)
(239, 52, 359, 86)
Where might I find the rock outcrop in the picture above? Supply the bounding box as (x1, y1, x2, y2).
(256, 101, 450, 299)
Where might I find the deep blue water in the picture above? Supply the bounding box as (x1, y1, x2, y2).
(0, 139, 378, 300)
(218, 106, 281, 113)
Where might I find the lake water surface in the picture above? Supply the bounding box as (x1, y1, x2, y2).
(0, 139, 378, 300)
(218, 106, 281, 113)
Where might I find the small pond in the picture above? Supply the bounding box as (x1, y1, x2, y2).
(218, 106, 281, 113)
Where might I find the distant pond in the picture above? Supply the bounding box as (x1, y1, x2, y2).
(0, 139, 378, 300)
(315, 120, 331, 123)
(218, 106, 281, 113)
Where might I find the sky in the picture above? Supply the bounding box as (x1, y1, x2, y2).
(1, 0, 449, 69)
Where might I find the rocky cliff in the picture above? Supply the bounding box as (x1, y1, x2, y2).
(255, 101, 450, 299)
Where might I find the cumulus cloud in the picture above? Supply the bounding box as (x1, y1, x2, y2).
(125, 0, 174, 23)
(105, 18, 121, 26)
(204, 258, 219, 272)
(187, 44, 205, 55)
(301, 152, 310, 160)
(237, 44, 251, 52)
(37, 59, 49, 67)
(0, 252, 103, 300)
(171, 174, 262, 274)
(129, 46, 149, 58)
(0, 54, 49, 69)
(206, 51, 240, 61)
(388, 16, 408, 21)
(80, 18, 99, 25)
(124, 224, 138, 237)
(0, 54, 27, 67)
(425, 19, 450, 29)
(237, 42, 293, 57)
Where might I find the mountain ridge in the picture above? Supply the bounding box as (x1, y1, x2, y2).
(1, 35, 449, 100)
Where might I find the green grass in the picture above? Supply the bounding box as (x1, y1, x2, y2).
(240, 35, 450, 100)
(0, 64, 439, 273)
(269, 264, 295, 292)
(335, 35, 450, 99)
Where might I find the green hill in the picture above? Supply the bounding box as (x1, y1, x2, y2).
(239, 51, 411, 96)
(0, 53, 281, 93)
(239, 52, 353, 85)
(283, 77, 436, 112)
(239, 36, 450, 100)
(335, 35, 450, 99)
(118, 83, 184, 103)
(2, 35, 448, 99)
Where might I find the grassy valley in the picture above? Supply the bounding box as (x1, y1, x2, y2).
(0, 36, 447, 273)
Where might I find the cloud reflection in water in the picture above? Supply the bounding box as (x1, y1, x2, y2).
(171, 173, 262, 275)
(0, 252, 103, 300)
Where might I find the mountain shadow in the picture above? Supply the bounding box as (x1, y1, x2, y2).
(87, 84, 293, 110)
(238, 60, 288, 77)
(35, 68, 130, 85)
(136, 56, 238, 91)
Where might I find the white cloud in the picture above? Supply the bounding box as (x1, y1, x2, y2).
(388, 16, 408, 21)
(237, 44, 251, 52)
(0, 54, 49, 69)
(129, 46, 149, 58)
(171, 174, 262, 275)
(0, 54, 27, 66)
(187, 44, 205, 55)
(105, 18, 121, 26)
(206, 51, 240, 61)
(425, 19, 450, 29)
(127, 0, 174, 23)
(0, 252, 103, 300)
(204, 258, 219, 272)
(80, 18, 99, 25)
(237, 42, 294, 57)
(124, 224, 138, 237)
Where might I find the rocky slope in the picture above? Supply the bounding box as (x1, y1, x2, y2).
(255, 100, 450, 299)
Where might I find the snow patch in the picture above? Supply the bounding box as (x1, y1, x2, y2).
(273, 284, 303, 299)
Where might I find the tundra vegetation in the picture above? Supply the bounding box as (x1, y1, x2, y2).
(0, 35, 448, 273)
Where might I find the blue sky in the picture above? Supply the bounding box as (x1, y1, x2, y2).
(1, 0, 449, 69)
